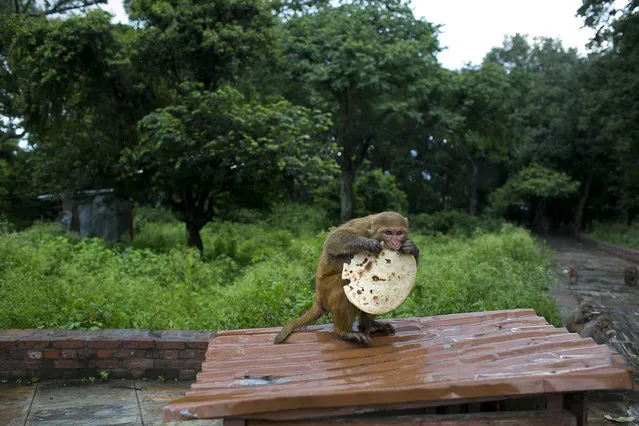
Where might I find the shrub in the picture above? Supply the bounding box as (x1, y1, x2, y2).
(0, 206, 559, 330)
(411, 211, 504, 237)
(587, 221, 639, 250)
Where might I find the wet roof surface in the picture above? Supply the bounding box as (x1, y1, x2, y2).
(164, 309, 633, 421)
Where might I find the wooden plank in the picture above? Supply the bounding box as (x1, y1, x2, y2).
(245, 409, 577, 425)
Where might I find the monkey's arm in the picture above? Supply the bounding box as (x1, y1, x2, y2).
(324, 227, 381, 256)
(401, 239, 420, 265)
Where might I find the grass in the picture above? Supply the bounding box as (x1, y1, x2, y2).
(0, 205, 561, 330)
(586, 221, 639, 250)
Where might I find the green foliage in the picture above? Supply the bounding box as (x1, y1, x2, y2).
(411, 211, 505, 237)
(392, 227, 560, 326)
(587, 221, 639, 250)
(124, 84, 336, 250)
(313, 169, 409, 223)
(488, 164, 580, 215)
(0, 208, 559, 330)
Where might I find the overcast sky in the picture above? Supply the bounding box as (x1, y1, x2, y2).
(102, 0, 596, 70)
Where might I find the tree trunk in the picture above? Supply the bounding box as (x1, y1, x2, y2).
(186, 222, 204, 254)
(468, 158, 479, 216)
(574, 174, 593, 236)
(340, 166, 355, 223)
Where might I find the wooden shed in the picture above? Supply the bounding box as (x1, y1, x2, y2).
(164, 309, 634, 425)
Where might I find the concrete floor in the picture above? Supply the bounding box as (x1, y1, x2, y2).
(1, 236, 638, 425)
(0, 379, 220, 425)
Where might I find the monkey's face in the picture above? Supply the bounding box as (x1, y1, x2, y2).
(378, 227, 406, 251)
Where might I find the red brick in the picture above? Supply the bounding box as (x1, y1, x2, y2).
(51, 340, 85, 349)
(115, 349, 146, 359)
(27, 351, 42, 360)
(179, 369, 197, 380)
(87, 340, 120, 349)
(43, 350, 60, 359)
(0, 329, 34, 337)
(96, 349, 114, 359)
(61, 350, 77, 359)
(89, 360, 118, 369)
(145, 350, 160, 359)
(187, 341, 209, 350)
(8, 351, 25, 360)
(154, 359, 181, 369)
(155, 341, 185, 350)
(0, 341, 16, 349)
(54, 359, 85, 369)
(160, 350, 178, 360)
(17, 340, 50, 350)
(131, 369, 146, 378)
(125, 359, 154, 369)
(178, 350, 197, 359)
(122, 339, 153, 349)
(76, 349, 96, 360)
(185, 360, 204, 370)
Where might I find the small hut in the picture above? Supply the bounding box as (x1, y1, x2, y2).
(39, 189, 133, 242)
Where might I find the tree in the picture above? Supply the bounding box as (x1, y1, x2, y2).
(488, 164, 580, 229)
(280, 0, 440, 222)
(450, 62, 511, 216)
(123, 85, 335, 252)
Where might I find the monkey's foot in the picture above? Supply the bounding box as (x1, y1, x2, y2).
(338, 331, 372, 346)
(358, 320, 395, 336)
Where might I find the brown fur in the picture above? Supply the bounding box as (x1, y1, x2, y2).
(274, 212, 419, 345)
(580, 315, 614, 344)
(564, 302, 599, 333)
(624, 266, 638, 287)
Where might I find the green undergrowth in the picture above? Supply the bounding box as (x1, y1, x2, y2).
(0, 206, 560, 330)
(587, 221, 639, 250)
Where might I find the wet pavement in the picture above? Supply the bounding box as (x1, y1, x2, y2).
(0, 379, 219, 425)
(1, 236, 638, 425)
(546, 236, 639, 425)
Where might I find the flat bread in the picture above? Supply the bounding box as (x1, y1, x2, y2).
(342, 249, 417, 315)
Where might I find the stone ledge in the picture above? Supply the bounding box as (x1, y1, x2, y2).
(579, 234, 639, 264)
(0, 329, 216, 381)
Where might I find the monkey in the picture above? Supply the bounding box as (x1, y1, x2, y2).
(568, 264, 577, 285)
(580, 315, 615, 344)
(564, 302, 600, 333)
(624, 265, 638, 287)
(274, 211, 419, 346)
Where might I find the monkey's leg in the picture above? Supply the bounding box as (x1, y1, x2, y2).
(358, 312, 395, 335)
(328, 288, 371, 345)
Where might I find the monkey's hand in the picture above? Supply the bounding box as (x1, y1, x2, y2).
(400, 239, 419, 259)
(357, 237, 382, 254)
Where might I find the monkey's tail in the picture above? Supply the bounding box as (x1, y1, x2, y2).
(274, 302, 324, 344)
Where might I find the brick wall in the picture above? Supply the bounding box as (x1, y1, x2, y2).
(0, 329, 216, 381)
(579, 234, 639, 265)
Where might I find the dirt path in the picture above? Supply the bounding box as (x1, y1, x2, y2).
(545, 236, 639, 425)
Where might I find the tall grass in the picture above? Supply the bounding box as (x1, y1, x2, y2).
(0, 205, 560, 330)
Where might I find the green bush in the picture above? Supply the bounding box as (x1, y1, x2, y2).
(313, 169, 409, 223)
(411, 211, 504, 237)
(0, 206, 559, 330)
(587, 221, 639, 250)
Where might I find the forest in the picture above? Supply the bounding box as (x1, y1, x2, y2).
(0, 0, 638, 329)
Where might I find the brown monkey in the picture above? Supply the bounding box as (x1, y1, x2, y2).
(564, 302, 599, 333)
(580, 315, 615, 344)
(568, 264, 577, 285)
(624, 266, 638, 287)
(274, 211, 419, 346)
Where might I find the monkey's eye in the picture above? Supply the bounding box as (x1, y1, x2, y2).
(384, 230, 392, 236)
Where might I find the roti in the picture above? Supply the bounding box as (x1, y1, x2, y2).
(342, 248, 417, 315)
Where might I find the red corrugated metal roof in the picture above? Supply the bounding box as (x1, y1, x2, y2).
(164, 309, 634, 421)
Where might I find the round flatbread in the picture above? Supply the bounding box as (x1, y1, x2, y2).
(342, 249, 417, 315)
